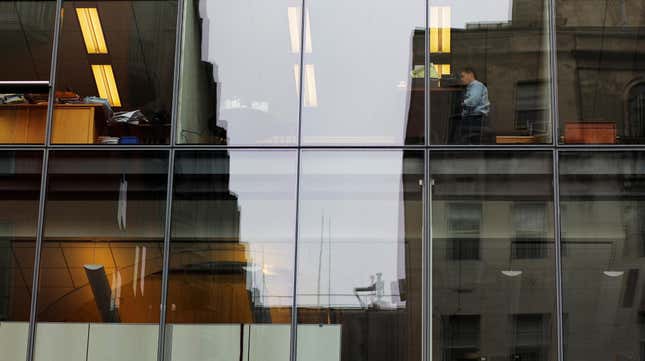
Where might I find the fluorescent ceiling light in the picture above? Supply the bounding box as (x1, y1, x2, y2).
(76, 8, 108, 54)
(304, 64, 318, 107)
(501, 270, 523, 277)
(434, 64, 451, 77)
(91, 64, 121, 107)
(603, 270, 624, 277)
(304, 9, 312, 53)
(288, 7, 300, 53)
(430, 6, 451, 53)
(83, 264, 104, 271)
(293, 64, 318, 107)
(287, 7, 312, 53)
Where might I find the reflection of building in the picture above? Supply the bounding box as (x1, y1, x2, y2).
(170, 150, 277, 323)
(423, 0, 645, 144)
(430, 153, 555, 361)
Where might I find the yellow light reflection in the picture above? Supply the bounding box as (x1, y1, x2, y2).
(435, 64, 451, 77)
(287, 7, 312, 53)
(91, 64, 121, 107)
(76, 8, 108, 54)
(293, 64, 318, 107)
(430, 6, 451, 53)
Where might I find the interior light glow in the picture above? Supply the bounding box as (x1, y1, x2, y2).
(76, 8, 108, 54)
(430, 6, 451, 53)
(91, 64, 121, 107)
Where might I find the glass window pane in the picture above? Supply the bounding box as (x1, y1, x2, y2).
(0, 151, 42, 361)
(299, 1, 425, 146)
(560, 152, 645, 361)
(37, 150, 168, 322)
(556, 1, 645, 144)
(430, 0, 553, 145)
(0, 1, 56, 144)
(297, 150, 423, 361)
(176, 0, 300, 145)
(0, 1, 56, 81)
(165, 150, 297, 360)
(431, 152, 556, 361)
(34, 150, 168, 361)
(52, 1, 177, 145)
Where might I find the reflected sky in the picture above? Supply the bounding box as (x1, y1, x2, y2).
(297, 151, 422, 308)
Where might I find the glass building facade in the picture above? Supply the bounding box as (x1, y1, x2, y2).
(0, 0, 644, 361)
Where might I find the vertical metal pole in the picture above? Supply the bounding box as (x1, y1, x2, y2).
(157, 149, 176, 361)
(169, 0, 184, 147)
(423, 149, 432, 361)
(26, 0, 63, 359)
(157, 0, 183, 358)
(424, 1, 432, 360)
(25, 149, 49, 361)
(425, 0, 430, 146)
(546, 0, 564, 358)
(43, 0, 62, 149)
(289, 0, 307, 359)
(552, 149, 564, 361)
(548, 0, 560, 146)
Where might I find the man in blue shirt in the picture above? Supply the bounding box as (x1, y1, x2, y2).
(455, 67, 490, 144)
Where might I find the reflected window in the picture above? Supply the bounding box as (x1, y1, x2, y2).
(177, 0, 300, 145)
(512, 203, 548, 259)
(556, 0, 645, 144)
(429, 0, 553, 144)
(52, 1, 177, 144)
(447, 203, 481, 260)
(627, 82, 645, 141)
(441, 315, 480, 361)
(37, 150, 168, 323)
(297, 150, 423, 361)
(431, 152, 555, 361)
(513, 314, 550, 361)
(300, 1, 425, 145)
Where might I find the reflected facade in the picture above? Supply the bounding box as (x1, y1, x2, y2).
(556, 0, 645, 144)
(2, 1, 645, 361)
(431, 152, 556, 361)
(176, 0, 300, 145)
(560, 152, 645, 361)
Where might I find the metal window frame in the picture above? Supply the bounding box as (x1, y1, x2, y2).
(9, 0, 644, 361)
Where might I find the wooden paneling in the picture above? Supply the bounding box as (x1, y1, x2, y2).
(0, 104, 99, 144)
(51, 106, 96, 144)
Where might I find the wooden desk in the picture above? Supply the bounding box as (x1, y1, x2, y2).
(0, 103, 102, 144)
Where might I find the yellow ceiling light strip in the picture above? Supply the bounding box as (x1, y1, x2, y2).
(76, 8, 108, 54)
(435, 64, 451, 77)
(430, 6, 451, 53)
(91, 65, 121, 107)
(304, 64, 318, 107)
(293, 64, 318, 107)
(287, 7, 300, 53)
(287, 7, 312, 54)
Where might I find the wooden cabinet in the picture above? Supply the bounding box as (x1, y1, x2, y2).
(0, 104, 99, 144)
(0, 105, 46, 143)
(564, 122, 617, 144)
(51, 105, 96, 144)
